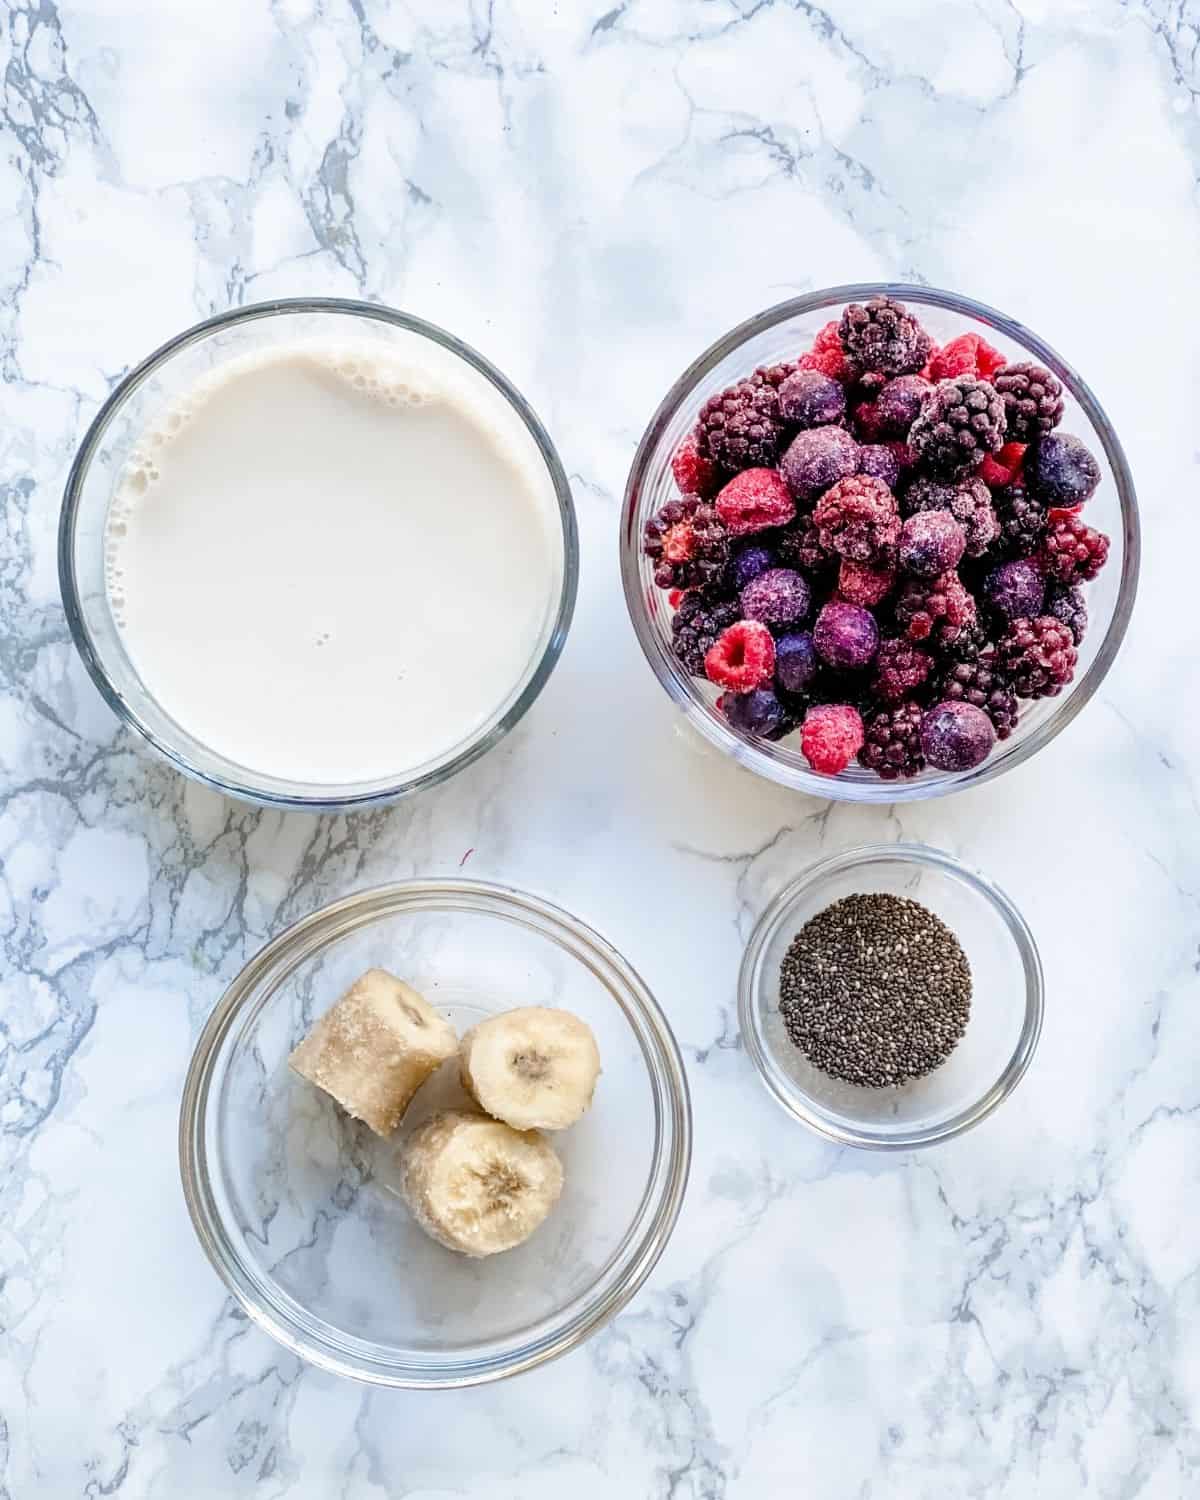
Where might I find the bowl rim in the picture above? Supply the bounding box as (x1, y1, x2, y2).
(178, 878, 693, 1388)
(737, 842, 1044, 1148)
(621, 282, 1140, 802)
(59, 297, 579, 812)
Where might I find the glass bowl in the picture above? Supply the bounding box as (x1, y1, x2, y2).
(621, 284, 1139, 801)
(178, 880, 692, 1388)
(738, 844, 1042, 1149)
(60, 299, 578, 811)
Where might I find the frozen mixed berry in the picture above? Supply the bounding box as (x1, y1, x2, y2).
(899, 511, 967, 579)
(874, 375, 931, 437)
(994, 362, 1064, 442)
(715, 467, 796, 536)
(858, 702, 925, 780)
(920, 700, 996, 771)
(995, 615, 1077, 699)
(982, 557, 1046, 621)
(705, 619, 776, 693)
(902, 474, 999, 558)
(927, 333, 1006, 382)
(778, 369, 846, 429)
(642, 497, 731, 589)
(1025, 432, 1101, 508)
(731, 544, 776, 592)
(671, 591, 740, 677)
(814, 474, 899, 564)
(1038, 511, 1109, 584)
(838, 556, 896, 608)
(775, 512, 836, 577)
(780, 425, 860, 504)
(813, 601, 880, 671)
(838, 296, 933, 376)
(774, 629, 820, 696)
(938, 657, 1019, 739)
(978, 440, 1027, 489)
(670, 431, 721, 498)
(993, 483, 1048, 558)
(698, 380, 786, 475)
(740, 567, 812, 629)
(801, 703, 865, 775)
(1045, 582, 1088, 645)
(722, 686, 793, 741)
(871, 637, 934, 703)
(894, 570, 978, 649)
(857, 443, 902, 490)
(909, 377, 1006, 477)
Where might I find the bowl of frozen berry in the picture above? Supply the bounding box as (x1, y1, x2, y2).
(621, 285, 1139, 799)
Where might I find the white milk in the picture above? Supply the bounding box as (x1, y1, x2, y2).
(105, 344, 558, 785)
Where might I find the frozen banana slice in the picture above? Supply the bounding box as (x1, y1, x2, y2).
(459, 1006, 601, 1131)
(399, 1110, 563, 1257)
(288, 969, 457, 1137)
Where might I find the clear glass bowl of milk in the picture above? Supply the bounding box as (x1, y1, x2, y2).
(60, 300, 577, 809)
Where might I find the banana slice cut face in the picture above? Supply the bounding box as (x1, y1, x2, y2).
(399, 1110, 564, 1257)
(459, 1006, 601, 1131)
(289, 968, 458, 1137)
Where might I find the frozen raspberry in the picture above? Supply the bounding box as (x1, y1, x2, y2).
(993, 483, 1047, 558)
(667, 588, 684, 609)
(774, 630, 819, 696)
(698, 380, 786, 475)
(920, 700, 995, 771)
(800, 703, 865, 775)
(927, 333, 1005, 383)
(938, 657, 1019, 740)
(705, 619, 776, 693)
(1025, 432, 1101, 508)
(722, 686, 794, 741)
(875, 375, 931, 437)
(983, 558, 1046, 621)
(909, 377, 1006, 477)
(899, 511, 966, 579)
(838, 556, 896, 608)
(778, 369, 846, 429)
(902, 474, 999, 559)
(797, 321, 853, 383)
(642, 497, 731, 589)
(740, 567, 812, 629)
(857, 444, 902, 490)
(859, 702, 925, 780)
(715, 467, 796, 537)
(1039, 512, 1109, 584)
(814, 474, 900, 564)
(996, 615, 1077, 699)
(978, 440, 1027, 489)
(671, 591, 740, 677)
(813, 601, 880, 671)
(839, 296, 933, 376)
(994, 363, 1064, 442)
(731, 544, 776, 592)
(894, 571, 978, 649)
(1045, 583, 1088, 645)
(870, 637, 934, 703)
(670, 431, 721, 498)
(780, 425, 860, 504)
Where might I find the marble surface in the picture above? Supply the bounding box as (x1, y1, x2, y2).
(2, 0, 1198, 1493)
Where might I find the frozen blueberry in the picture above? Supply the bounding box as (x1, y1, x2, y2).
(740, 567, 812, 629)
(856, 443, 901, 490)
(731, 544, 776, 592)
(812, 601, 880, 671)
(774, 630, 819, 696)
(920, 700, 995, 771)
(899, 511, 966, 579)
(780, 425, 860, 504)
(723, 686, 791, 740)
(778, 369, 847, 430)
(875, 374, 931, 437)
(983, 558, 1046, 621)
(1025, 432, 1100, 508)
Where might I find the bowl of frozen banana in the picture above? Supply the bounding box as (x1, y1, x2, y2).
(179, 880, 692, 1387)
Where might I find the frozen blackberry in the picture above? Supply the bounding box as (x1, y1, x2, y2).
(993, 483, 1048, 558)
(698, 380, 785, 475)
(814, 474, 900, 564)
(894, 571, 978, 650)
(939, 618, 990, 665)
(1046, 583, 1088, 645)
(996, 615, 1077, 699)
(838, 296, 933, 376)
(938, 657, 1019, 740)
(870, 637, 934, 704)
(909, 377, 1006, 477)
(751, 359, 801, 391)
(1039, 512, 1110, 585)
(903, 474, 999, 558)
(670, 591, 740, 677)
(875, 375, 932, 437)
(778, 369, 846, 429)
(1025, 432, 1101, 507)
(994, 362, 1064, 442)
(982, 558, 1046, 622)
(858, 702, 925, 780)
(776, 511, 836, 577)
(642, 498, 731, 590)
(780, 425, 860, 503)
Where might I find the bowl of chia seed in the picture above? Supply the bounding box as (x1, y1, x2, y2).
(738, 843, 1043, 1149)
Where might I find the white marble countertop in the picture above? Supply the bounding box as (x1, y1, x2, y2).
(3, 1, 1198, 1494)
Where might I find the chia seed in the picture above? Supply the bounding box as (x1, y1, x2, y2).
(778, 892, 971, 1087)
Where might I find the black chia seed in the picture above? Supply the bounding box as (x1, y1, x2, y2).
(778, 892, 972, 1087)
